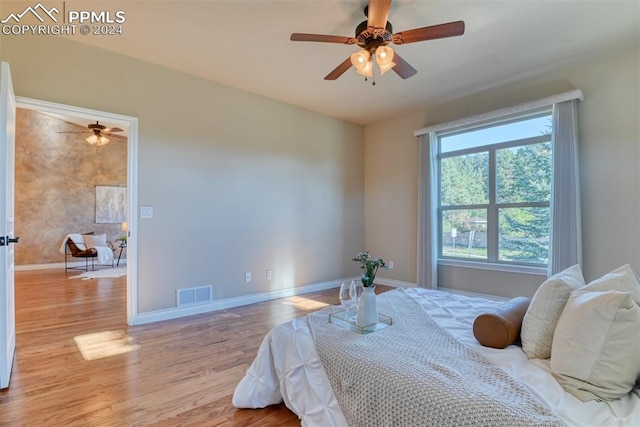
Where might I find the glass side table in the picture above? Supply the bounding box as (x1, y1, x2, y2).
(329, 309, 393, 334)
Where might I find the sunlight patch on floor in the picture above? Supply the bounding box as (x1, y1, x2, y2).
(74, 330, 140, 361)
(281, 296, 330, 310)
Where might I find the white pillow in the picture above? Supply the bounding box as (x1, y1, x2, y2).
(521, 264, 585, 359)
(580, 264, 640, 304)
(550, 290, 640, 401)
(83, 233, 107, 248)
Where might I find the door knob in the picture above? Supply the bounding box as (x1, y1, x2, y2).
(7, 236, 19, 244)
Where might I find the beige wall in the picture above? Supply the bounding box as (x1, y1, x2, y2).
(15, 108, 127, 265)
(365, 46, 640, 296)
(2, 36, 364, 313)
(364, 114, 420, 284)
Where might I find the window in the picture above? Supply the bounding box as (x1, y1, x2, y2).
(438, 112, 552, 267)
(417, 92, 581, 288)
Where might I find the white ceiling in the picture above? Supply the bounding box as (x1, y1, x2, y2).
(69, 0, 639, 125)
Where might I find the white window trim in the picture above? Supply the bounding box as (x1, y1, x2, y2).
(438, 258, 548, 276)
(414, 89, 583, 137)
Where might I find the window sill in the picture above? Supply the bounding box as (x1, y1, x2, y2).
(437, 259, 547, 276)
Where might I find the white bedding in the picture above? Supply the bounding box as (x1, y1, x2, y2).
(233, 287, 640, 426)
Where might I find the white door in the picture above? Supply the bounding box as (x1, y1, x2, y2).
(0, 61, 17, 389)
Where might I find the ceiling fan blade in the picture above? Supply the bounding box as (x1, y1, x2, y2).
(367, 0, 392, 30)
(391, 52, 417, 79)
(324, 57, 353, 80)
(290, 33, 357, 45)
(393, 21, 465, 45)
(103, 127, 123, 133)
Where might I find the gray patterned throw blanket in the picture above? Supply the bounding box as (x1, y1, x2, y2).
(308, 289, 561, 427)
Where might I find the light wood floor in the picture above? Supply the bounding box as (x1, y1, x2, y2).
(0, 269, 388, 426)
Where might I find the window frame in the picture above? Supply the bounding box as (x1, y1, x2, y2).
(436, 110, 552, 269)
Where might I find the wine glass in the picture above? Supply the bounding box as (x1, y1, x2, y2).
(350, 279, 363, 307)
(349, 280, 363, 322)
(339, 282, 355, 319)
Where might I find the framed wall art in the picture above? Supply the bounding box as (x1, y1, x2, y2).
(95, 186, 127, 223)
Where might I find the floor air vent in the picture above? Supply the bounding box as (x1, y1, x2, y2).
(177, 285, 212, 307)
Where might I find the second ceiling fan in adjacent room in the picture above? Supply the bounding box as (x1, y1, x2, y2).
(59, 121, 124, 147)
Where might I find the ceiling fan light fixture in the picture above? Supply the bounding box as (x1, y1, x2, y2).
(97, 136, 110, 146)
(375, 45, 395, 66)
(350, 49, 370, 70)
(378, 60, 396, 75)
(85, 134, 110, 146)
(356, 60, 374, 77)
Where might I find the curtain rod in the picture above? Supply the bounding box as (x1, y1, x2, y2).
(414, 89, 584, 137)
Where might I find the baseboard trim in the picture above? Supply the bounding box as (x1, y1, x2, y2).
(374, 277, 417, 288)
(17, 262, 76, 271)
(131, 276, 360, 325)
(16, 260, 126, 271)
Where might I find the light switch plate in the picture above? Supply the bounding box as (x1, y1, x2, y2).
(140, 206, 154, 218)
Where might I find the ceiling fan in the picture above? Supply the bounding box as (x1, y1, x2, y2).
(290, 0, 465, 82)
(59, 121, 124, 147)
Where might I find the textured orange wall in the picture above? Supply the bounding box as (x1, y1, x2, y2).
(15, 108, 127, 265)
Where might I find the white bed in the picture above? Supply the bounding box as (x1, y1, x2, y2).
(233, 287, 640, 426)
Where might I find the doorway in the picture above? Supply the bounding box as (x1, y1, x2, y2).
(15, 97, 138, 324)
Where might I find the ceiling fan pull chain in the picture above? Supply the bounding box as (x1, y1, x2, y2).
(372, 61, 376, 86)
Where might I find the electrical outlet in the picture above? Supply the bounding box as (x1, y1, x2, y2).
(245, 272, 251, 283)
(266, 269, 272, 280)
(388, 261, 394, 270)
